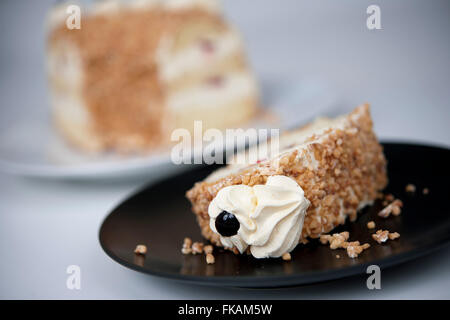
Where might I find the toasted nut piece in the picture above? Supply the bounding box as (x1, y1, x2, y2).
(191, 242, 204, 254)
(203, 245, 213, 255)
(329, 232, 349, 249)
(342, 240, 359, 249)
(392, 205, 401, 216)
(206, 253, 215, 264)
(181, 247, 192, 255)
(388, 232, 400, 240)
(345, 241, 370, 258)
(134, 244, 147, 255)
(406, 184, 416, 193)
(367, 221, 376, 229)
(378, 199, 403, 218)
(372, 230, 389, 243)
(378, 204, 392, 218)
(320, 232, 350, 249)
(183, 237, 192, 247)
(282, 253, 292, 261)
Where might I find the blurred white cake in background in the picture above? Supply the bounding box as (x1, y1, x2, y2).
(46, 0, 259, 152)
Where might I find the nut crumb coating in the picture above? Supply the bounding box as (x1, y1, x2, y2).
(186, 104, 387, 250)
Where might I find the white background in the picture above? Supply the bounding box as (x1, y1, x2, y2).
(0, 0, 449, 299)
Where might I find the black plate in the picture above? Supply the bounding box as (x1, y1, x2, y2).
(99, 142, 450, 288)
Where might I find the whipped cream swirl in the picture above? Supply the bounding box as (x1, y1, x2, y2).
(208, 175, 310, 258)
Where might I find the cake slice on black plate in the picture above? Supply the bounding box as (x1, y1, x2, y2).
(186, 104, 387, 258)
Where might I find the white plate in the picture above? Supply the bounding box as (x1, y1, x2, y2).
(0, 79, 338, 180)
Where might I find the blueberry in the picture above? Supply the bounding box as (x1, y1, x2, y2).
(215, 211, 240, 237)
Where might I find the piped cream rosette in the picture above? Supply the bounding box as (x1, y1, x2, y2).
(208, 175, 310, 258)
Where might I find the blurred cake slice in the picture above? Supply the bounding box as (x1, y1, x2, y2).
(186, 104, 387, 257)
(46, 0, 259, 152)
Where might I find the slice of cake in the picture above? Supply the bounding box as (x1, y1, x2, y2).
(186, 104, 387, 258)
(46, 0, 259, 152)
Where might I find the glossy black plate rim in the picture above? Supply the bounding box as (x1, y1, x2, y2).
(99, 141, 450, 288)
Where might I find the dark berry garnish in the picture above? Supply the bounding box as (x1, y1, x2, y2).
(215, 211, 240, 237)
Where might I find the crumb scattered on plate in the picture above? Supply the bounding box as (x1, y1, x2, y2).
(388, 232, 401, 240)
(282, 253, 292, 261)
(372, 229, 400, 243)
(378, 199, 403, 218)
(181, 237, 192, 254)
(134, 244, 147, 255)
(320, 232, 369, 258)
(342, 241, 370, 258)
(320, 231, 349, 249)
(367, 221, 376, 229)
(423, 188, 429, 195)
(203, 245, 213, 255)
(406, 183, 416, 193)
(191, 242, 204, 254)
(206, 253, 215, 264)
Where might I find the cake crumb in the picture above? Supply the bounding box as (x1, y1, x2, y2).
(423, 188, 429, 195)
(378, 199, 403, 218)
(406, 184, 416, 193)
(385, 194, 395, 202)
(191, 242, 204, 254)
(372, 230, 400, 243)
(282, 253, 292, 261)
(388, 232, 401, 240)
(331, 232, 349, 249)
(392, 205, 401, 216)
(134, 244, 147, 255)
(203, 245, 213, 255)
(181, 237, 193, 255)
(206, 253, 215, 264)
(320, 231, 350, 249)
(367, 221, 376, 229)
(372, 230, 389, 243)
(343, 241, 370, 258)
(183, 237, 192, 247)
(181, 247, 192, 255)
(321, 230, 371, 258)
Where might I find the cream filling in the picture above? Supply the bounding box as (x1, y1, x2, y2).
(208, 175, 310, 259)
(156, 31, 243, 83)
(166, 73, 257, 111)
(47, 41, 84, 91)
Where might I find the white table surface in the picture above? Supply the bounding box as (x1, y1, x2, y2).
(1, 0, 449, 299)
